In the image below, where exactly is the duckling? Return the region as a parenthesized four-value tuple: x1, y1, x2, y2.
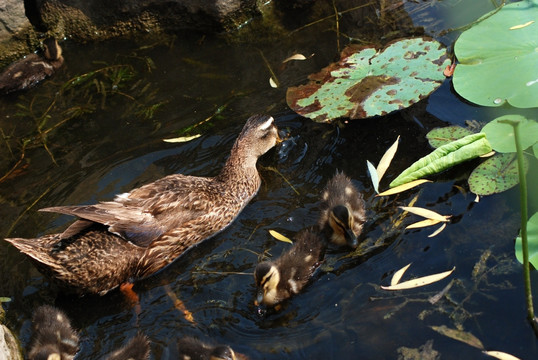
(0, 37, 64, 95)
(254, 228, 325, 307)
(5, 115, 280, 295)
(105, 334, 150, 360)
(28, 305, 79, 360)
(318, 172, 366, 248)
(174, 337, 237, 360)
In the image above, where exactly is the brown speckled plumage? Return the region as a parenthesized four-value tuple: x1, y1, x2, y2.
(5, 115, 279, 295)
(318, 172, 366, 248)
(0, 37, 64, 94)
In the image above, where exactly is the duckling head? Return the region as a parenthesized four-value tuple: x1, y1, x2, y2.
(43, 38, 62, 61)
(210, 345, 236, 360)
(328, 204, 360, 248)
(254, 261, 280, 306)
(234, 115, 279, 160)
(28, 345, 62, 360)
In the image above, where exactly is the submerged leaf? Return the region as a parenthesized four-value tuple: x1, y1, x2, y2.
(367, 160, 380, 194)
(515, 212, 538, 269)
(482, 115, 538, 153)
(400, 206, 449, 222)
(269, 230, 293, 244)
(390, 133, 492, 188)
(377, 136, 400, 182)
(283, 54, 307, 63)
(163, 134, 202, 143)
(391, 263, 412, 286)
(430, 325, 484, 350)
(381, 267, 455, 290)
(426, 126, 474, 148)
(468, 153, 528, 195)
(287, 37, 449, 122)
(377, 179, 431, 196)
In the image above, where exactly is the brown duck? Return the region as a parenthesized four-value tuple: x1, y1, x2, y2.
(5, 115, 279, 295)
(0, 37, 64, 94)
(318, 172, 366, 248)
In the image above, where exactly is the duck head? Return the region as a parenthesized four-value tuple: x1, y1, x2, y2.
(233, 115, 280, 160)
(254, 261, 280, 306)
(43, 37, 62, 61)
(328, 204, 361, 248)
(210, 345, 237, 360)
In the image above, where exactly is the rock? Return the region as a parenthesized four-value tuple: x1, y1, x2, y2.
(0, 324, 23, 360)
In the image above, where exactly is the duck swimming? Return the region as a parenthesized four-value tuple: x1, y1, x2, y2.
(0, 37, 64, 94)
(5, 115, 280, 295)
(254, 228, 325, 307)
(318, 172, 366, 248)
(105, 334, 150, 360)
(173, 337, 238, 360)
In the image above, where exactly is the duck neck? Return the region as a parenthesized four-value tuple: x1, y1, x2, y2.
(216, 143, 259, 183)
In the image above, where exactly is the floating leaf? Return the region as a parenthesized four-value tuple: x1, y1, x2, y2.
(163, 134, 202, 143)
(483, 351, 522, 360)
(426, 126, 474, 148)
(468, 153, 528, 195)
(377, 136, 400, 181)
(482, 115, 538, 153)
(400, 206, 450, 222)
(479, 151, 496, 158)
(269, 230, 293, 244)
(391, 263, 412, 286)
(510, 20, 535, 30)
(406, 219, 441, 229)
(377, 179, 431, 196)
(367, 160, 379, 194)
(430, 325, 484, 349)
(381, 267, 455, 290)
(286, 37, 450, 122)
(269, 77, 278, 88)
(428, 223, 447, 238)
(453, 1, 538, 108)
(283, 54, 307, 63)
(515, 212, 538, 269)
(390, 133, 492, 188)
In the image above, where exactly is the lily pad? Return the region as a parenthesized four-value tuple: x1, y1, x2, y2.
(468, 153, 528, 195)
(482, 115, 538, 153)
(453, 1, 538, 108)
(426, 126, 474, 148)
(515, 212, 538, 269)
(287, 37, 450, 122)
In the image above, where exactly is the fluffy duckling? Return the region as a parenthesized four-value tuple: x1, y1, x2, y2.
(254, 229, 325, 307)
(5, 115, 279, 295)
(28, 305, 79, 360)
(0, 37, 64, 94)
(318, 172, 366, 248)
(174, 337, 237, 360)
(105, 334, 150, 360)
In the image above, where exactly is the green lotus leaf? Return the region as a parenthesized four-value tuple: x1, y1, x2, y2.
(468, 152, 528, 195)
(515, 212, 538, 268)
(287, 37, 450, 122)
(482, 115, 538, 153)
(390, 133, 492, 188)
(453, 1, 538, 108)
(426, 126, 474, 148)
(534, 143, 538, 159)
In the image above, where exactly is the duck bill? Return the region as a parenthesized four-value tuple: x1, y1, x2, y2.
(255, 290, 265, 306)
(345, 229, 359, 248)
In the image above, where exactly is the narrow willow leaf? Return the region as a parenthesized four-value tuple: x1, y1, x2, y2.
(428, 223, 447, 237)
(474, 194, 480, 202)
(406, 219, 441, 229)
(377, 135, 400, 181)
(391, 263, 412, 286)
(479, 151, 496, 158)
(431, 325, 484, 349)
(390, 133, 492, 188)
(367, 160, 379, 194)
(381, 267, 455, 290)
(163, 134, 202, 143)
(269, 230, 293, 244)
(509, 20, 534, 30)
(283, 54, 307, 63)
(269, 77, 278, 88)
(483, 351, 522, 360)
(377, 179, 431, 196)
(400, 206, 449, 222)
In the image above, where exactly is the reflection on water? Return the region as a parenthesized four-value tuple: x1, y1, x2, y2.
(1, 1, 536, 359)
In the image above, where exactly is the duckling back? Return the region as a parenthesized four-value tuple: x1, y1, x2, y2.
(105, 334, 150, 360)
(172, 337, 236, 360)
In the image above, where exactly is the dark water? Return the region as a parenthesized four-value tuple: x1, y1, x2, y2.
(1, 1, 537, 359)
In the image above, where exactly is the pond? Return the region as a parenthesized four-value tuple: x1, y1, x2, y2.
(1, 0, 537, 359)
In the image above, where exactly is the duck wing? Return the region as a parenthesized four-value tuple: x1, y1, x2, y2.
(41, 174, 215, 247)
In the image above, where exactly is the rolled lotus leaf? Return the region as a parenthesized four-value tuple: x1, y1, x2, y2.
(389, 133, 492, 188)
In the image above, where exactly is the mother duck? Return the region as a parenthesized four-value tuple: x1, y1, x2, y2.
(5, 115, 279, 295)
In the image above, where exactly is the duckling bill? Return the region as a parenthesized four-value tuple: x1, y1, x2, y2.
(5, 115, 279, 295)
(0, 37, 64, 94)
(318, 172, 366, 248)
(254, 229, 325, 307)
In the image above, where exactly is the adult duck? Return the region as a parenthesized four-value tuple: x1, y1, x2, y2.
(5, 115, 280, 295)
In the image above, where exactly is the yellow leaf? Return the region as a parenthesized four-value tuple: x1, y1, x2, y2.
(376, 135, 400, 182)
(378, 179, 431, 196)
(474, 194, 480, 203)
(479, 150, 496, 158)
(283, 54, 307, 63)
(483, 351, 522, 360)
(406, 219, 441, 229)
(269, 77, 278, 88)
(269, 230, 293, 243)
(163, 134, 201, 143)
(391, 263, 411, 286)
(400, 206, 450, 222)
(381, 267, 455, 290)
(431, 325, 484, 349)
(428, 223, 447, 238)
(509, 20, 534, 30)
